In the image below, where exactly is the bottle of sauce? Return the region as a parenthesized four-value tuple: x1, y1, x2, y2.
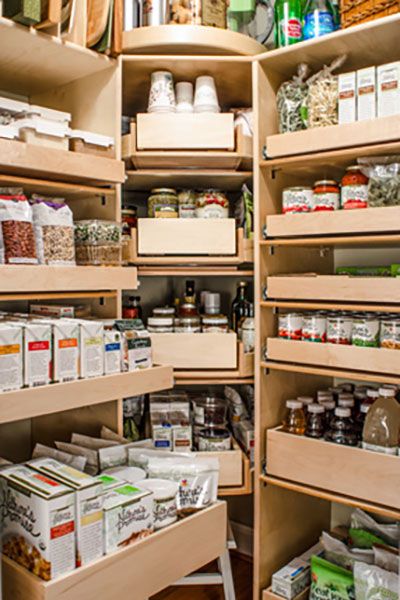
(232, 281, 252, 332)
(123, 295, 141, 319)
(362, 387, 400, 454)
(325, 407, 358, 446)
(282, 400, 306, 435)
(305, 404, 325, 438)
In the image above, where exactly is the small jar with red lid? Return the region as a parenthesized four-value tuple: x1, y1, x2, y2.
(340, 166, 369, 210)
(312, 180, 340, 211)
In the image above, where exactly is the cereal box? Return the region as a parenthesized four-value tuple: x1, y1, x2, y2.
(76, 320, 104, 378)
(0, 324, 23, 391)
(0, 465, 75, 581)
(103, 484, 153, 554)
(28, 458, 104, 567)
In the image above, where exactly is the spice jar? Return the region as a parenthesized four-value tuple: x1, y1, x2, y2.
(305, 404, 325, 438)
(302, 313, 326, 343)
(198, 427, 231, 451)
(312, 180, 340, 211)
(178, 190, 196, 218)
(282, 400, 306, 435)
(320, 399, 335, 428)
(351, 314, 379, 347)
(324, 407, 358, 446)
(340, 166, 369, 210)
(148, 188, 178, 218)
(193, 396, 227, 426)
(174, 316, 201, 332)
(326, 314, 352, 344)
(201, 315, 229, 333)
(282, 186, 313, 213)
(147, 317, 174, 333)
(195, 190, 229, 218)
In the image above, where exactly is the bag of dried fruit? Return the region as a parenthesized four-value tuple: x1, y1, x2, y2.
(276, 63, 310, 134)
(31, 195, 75, 265)
(0, 188, 38, 264)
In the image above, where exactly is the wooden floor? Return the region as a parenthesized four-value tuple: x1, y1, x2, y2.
(152, 552, 253, 600)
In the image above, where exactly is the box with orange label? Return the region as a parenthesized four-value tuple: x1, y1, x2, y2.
(0, 464, 76, 581)
(52, 320, 80, 382)
(0, 324, 23, 391)
(11, 322, 52, 387)
(28, 458, 104, 567)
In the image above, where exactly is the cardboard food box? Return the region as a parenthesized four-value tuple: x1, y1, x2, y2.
(51, 319, 80, 382)
(103, 484, 153, 554)
(104, 329, 122, 375)
(28, 458, 104, 567)
(377, 61, 400, 118)
(338, 72, 356, 124)
(0, 465, 76, 581)
(15, 322, 52, 388)
(76, 320, 104, 378)
(114, 320, 152, 371)
(0, 324, 23, 392)
(357, 66, 376, 121)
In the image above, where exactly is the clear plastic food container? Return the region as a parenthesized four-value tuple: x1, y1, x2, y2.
(74, 220, 122, 266)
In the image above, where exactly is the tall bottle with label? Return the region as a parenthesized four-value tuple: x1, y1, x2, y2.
(362, 387, 400, 454)
(274, 0, 303, 47)
(232, 281, 252, 332)
(303, 0, 335, 40)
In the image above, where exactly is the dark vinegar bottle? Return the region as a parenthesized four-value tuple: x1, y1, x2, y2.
(231, 281, 251, 332)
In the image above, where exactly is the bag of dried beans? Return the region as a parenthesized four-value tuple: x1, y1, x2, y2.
(31, 196, 75, 265)
(0, 189, 37, 264)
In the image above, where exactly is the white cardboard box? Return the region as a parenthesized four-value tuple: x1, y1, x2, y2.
(338, 72, 356, 124)
(377, 61, 400, 118)
(357, 66, 376, 121)
(0, 324, 23, 391)
(76, 320, 104, 378)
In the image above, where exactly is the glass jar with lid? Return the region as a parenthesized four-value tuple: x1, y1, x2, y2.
(147, 317, 174, 333)
(198, 427, 231, 451)
(305, 403, 325, 438)
(312, 180, 340, 211)
(340, 166, 369, 210)
(147, 188, 178, 218)
(192, 396, 227, 426)
(153, 306, 176, 318)
(174, 316, 201, 332)
(195, 190, 229, 218)
(121, 207, 137, 236)
(282, 400, 306, 435)
(178, 190, 196, 218)
(201, 315, 229, 333)
(282, 186, 313, 213)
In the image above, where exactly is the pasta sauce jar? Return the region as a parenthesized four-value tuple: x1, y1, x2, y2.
(312, 180, 340, 211)
(340, 166, 369, 210)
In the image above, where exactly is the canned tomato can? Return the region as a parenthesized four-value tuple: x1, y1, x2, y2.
(302, 313, 327, 343)
(285, 313, 303, 340)
(327, 315, 352, 344)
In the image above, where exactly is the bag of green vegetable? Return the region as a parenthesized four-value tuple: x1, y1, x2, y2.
(276, 63, 310, 133)
(310, 555, 355, 600)
(350, 509, 399, 547)
(358, 156, 400, 207)
(349, 528, 388, 550)
(321, 532, 374, 571)
(354, 561, 398, 600)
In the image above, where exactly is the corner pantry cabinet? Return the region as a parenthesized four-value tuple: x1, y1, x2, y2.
(253, 14, 400, 600)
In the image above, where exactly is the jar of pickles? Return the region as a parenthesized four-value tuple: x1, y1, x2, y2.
(340, 166, 369, 210)
(148, 188, 178, 218)
(312, 180, 340, 211)
(195, 190, 229, 218)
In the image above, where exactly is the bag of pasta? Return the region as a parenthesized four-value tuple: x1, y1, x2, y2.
(305, 55, 347, 129)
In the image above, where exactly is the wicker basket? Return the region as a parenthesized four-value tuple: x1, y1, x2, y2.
(340, 0, 399, 28)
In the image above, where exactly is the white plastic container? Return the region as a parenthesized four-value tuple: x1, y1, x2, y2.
(16, 116, 69, 150)
(136, 478, 179, 530)
(69, 129, 115, 157)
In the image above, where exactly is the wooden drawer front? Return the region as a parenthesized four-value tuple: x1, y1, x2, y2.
(267, 338, 400, 376)
(150, 332, 237, 370)
(263, 586, 310, 600)
(136, 113, 235, 150)
(3, 501, 227, 600)
(266, 206, 400, 238)
(195, 442, 243, 487)
(266, 428, 400, 509)
(267, 275, 400, 303)
(138, 218, 236, 256)
(266, 115, 400, 158)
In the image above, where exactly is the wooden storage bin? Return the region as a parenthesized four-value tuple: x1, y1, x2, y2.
(136, 113, 235, 150)
(266, 206, 400, 238)
(3, 501, 227, 600)
(266, 427, 400, 510)
(266, 338, 400, 376)
(195, 439, 244, 487)
(266, 115, 400, 158)
(267, 274, 400, 303)
(263, 586, 310, 600)
(150, 332, 237, 370)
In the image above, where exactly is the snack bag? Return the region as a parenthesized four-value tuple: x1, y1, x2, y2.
(310, 555, 355, 600)
(354, 561, 398, 600)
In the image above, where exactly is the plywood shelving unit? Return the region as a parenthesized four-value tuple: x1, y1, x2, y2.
(253, 14, 400, 599)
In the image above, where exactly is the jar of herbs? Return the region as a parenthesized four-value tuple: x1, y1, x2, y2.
(148, 188, 178, 218)
(340, 166, 369, 210)
(312, 180, 340, 211)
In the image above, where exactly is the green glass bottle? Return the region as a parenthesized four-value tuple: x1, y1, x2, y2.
(274, 0, 303, 47)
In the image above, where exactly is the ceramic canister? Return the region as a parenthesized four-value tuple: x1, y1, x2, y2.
(148, 71, 176, 113)
(194, 76, 220, 113)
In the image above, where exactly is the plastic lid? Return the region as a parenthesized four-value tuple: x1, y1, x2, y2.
(379, 387, 396, 397)
(366, 389, 379, 399)
(360, 404, 371, 414)
(320, 400, 335, 409)
(69, 128, 114, 147)
(338, 398, 355, 407)
(205, 293, 220, 308)
(335, 407, 351, 417)
(286, 400, 303, 410)
(308, 404, 325, 414)
(153, 307, 175, 315)
(297, 396, 313, 405)
(148, 317, 174, 326)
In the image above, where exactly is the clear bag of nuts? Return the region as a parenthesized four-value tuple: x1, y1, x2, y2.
(305, 55, 347, 129)
(0, 189, 38, 264)
(31, 196, 75, 265)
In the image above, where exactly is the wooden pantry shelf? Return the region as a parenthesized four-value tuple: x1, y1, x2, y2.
(138, 267, 254, 277)
(3, 500, 227, 600)
(125, 169, 252, 191)
(0, 266, 137, 294)
(175, 344, 254, 380)
(218, 453, 253, 496)
(266, 275, 400, 304)
(0, 139, 124, 185)
(176, 377, 254, 384)
(0, 17, 114, 97)
(258, 14, 400, 75)
(260, 233, 400, 248)
(0, 366, 173, 425)
(0, 174, 115, 201)
(265, 206, 400, 239)
(0, 291, 117, 302)
(122, 25, 265, 56)
(262, 300, 400, 314)
(261, 360, 400, 386)
(266, 427, 400, 511)
(261, 476, 400, 522)
(266, 338, 400, 377)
